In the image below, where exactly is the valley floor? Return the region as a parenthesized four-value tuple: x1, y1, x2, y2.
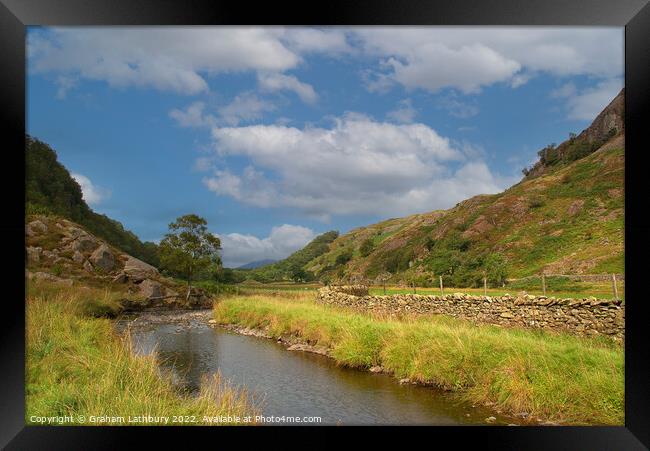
(25, 280, 624, 426)
(213, 291, 624, 425)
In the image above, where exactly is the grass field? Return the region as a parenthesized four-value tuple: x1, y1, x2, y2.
(26, 282, 257, 425)
(213, 291, 624, 425)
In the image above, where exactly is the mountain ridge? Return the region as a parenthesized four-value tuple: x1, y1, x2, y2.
(252, 90, 625, 286)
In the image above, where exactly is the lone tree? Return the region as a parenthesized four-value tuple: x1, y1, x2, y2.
(159, 214, 221, 298)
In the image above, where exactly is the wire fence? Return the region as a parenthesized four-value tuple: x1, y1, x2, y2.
(354, 273, 625, 299)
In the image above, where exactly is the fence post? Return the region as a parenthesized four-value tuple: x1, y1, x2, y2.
(541, 273, 546, 296)
(439, 275, 444, 296)
(483, 276, 487, 296)
(612, 273, 619, 299)
(413, 281, 417, 294)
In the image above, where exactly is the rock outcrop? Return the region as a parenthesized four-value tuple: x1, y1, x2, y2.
(26, 220, 48, 237)
(123, 256, 158, 281)
(89, 244, 115, 271)
(138, 279, 165, 299)
(25, 215, 212, 311)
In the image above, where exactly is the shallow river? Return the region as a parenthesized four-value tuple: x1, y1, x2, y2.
(115, 310, 518, 426)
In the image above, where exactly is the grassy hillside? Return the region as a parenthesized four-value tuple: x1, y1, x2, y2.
(26, 135, 160, 266)
(271, 92, 625, 287)
(306, 136, 623, 286)
(236, 231, 339, 282)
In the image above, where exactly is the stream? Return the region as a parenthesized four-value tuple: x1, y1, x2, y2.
(115, 310, 520, 426)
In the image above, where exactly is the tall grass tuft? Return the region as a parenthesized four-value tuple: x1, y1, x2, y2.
(26, 282, 258, 425)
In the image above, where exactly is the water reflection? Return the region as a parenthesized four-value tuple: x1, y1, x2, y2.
(117, 312, 515, 425)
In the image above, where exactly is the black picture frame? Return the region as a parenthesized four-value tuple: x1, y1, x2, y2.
(2, 0, 649, 448)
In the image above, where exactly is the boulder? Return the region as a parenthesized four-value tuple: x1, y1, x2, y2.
(123, 256, 159, 281)
(70, 236, 99, 253)
(26, 220, 48, 237)
(89, 245, 115, 272)
(139, 279, 164, 299)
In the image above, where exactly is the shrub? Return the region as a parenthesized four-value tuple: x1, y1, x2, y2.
(359, 238, 375, 257)
(335, 249, 353, 266)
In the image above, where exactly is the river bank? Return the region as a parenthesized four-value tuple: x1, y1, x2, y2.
(120, 309, 520, 425)
(26, 282, 257, 425)
(212, 292, 624, 425)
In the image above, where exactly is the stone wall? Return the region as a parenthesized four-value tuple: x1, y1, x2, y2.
(317, 286, 624, 341)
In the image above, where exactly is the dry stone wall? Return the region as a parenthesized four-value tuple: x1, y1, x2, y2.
(317, 286, 624, 341)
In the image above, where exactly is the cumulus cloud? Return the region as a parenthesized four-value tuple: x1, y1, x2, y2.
(257, 72, 318, 104)
(71, 173, 111, 205)
(27, 28, 303, 95)
(276, 28, 352, 55)
(551, 78, 623, 121)
(169, 101, 216, 128)
(170, 93, 276, 128)
(217, 92, 277, 126)
(202, 114, 510, 219)
(218, 224, 315, 268)
(354, 27, 623, 94)
(386, 99, 417, 123)
(29, 27, 623, 100)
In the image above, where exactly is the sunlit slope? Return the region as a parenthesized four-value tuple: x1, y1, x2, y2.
(304, 91, 625, 284)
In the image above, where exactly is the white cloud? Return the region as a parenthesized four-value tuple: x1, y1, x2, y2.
(55, 75, 77, 99)
(170, 93, 276, 128)
(169, 101, 216, 128)
(28, 28, 302, 95)
(71, 173, 111, 206)
(202, 114, 510, 218)
(354, 27, 623, 94)
(257, 72, 318, 104)
(218, 224, 315, 267)
(29, 27, 623, 106)
(550, 82, 577, 99)
(277, 28, 352, 55)
(551, 78, 623, 121)
(217, 92, 277, 126)
(386, 99, 417, 123)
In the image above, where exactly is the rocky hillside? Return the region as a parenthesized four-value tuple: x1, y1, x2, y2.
(523, 89, 624, 178)
(288, 91, 625, 286)
(26, 215, 211, 310)
(26, 135, 160, 266)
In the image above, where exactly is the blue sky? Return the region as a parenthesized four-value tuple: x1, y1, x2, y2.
(26, 27, 623, 267)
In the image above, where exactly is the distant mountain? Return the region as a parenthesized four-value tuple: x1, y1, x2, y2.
(25, 135, 160, 267)
(260, 90, 625, 286)
(237, 259, 278, 269)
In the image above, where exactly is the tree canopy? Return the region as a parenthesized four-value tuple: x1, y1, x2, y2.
(159, 214, 222, 286)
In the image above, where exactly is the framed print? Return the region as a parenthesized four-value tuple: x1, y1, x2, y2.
(2, 0, 649, 448)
